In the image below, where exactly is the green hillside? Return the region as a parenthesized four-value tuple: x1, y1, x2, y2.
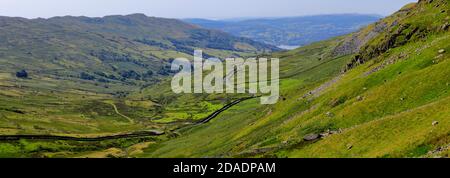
(141, 0, 450, 158)
(0, 14, 279, 157)
(0, 0, 449, 158)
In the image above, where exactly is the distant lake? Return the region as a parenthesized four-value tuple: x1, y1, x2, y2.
(277, 45, 300, 50)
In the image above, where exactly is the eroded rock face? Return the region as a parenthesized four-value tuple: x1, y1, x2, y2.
(340, 0, 448, 72)
(331, 22, 386, 57)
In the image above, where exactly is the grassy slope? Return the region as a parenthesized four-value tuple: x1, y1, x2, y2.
(1, 0, 448, 158)
(142, 0, 450, 158)
(0, 36, 346, 158)
(282, 33, 450, 158)
(141, 38, 352, 157)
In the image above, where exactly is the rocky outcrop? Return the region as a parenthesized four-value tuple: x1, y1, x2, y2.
(342, 0, 449, 71)
(332, 22, 386, 57)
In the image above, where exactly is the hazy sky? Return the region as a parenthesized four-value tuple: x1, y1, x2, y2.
(0, 0, 417, 19)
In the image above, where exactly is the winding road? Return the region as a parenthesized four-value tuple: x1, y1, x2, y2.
(0, 97, 256, 141)
(195, 96, 256, 124)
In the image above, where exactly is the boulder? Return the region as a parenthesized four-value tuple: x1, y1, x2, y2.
(319, 133, 330, 138)
(147, 130, 165, 135)
(438, 49, 445, 54)
(330, 130, 340, 135)
(16, 70, 28, 78)
(356, 95, 363, 101)
(432, 121, 439, 126)
(325, 112, 334, 117)
(434, 54, 444, 59)
(303, 134, 320, 141)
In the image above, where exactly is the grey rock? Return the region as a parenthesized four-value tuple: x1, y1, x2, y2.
(357, 95, 363, 101)
(325, 112, 334, 117)
(332, 22, 386, 57)
(432, 121, 439, 126)
(319, 133, 330, 137)
(303, 134, 321, 141)
(434, 54, 444, 59)
(330, 130, 340, 135)
(442, 23, 449, 30)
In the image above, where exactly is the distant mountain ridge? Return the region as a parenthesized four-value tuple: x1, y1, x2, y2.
(0, 14, 279, 91)
(184, 14, 381, 47)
